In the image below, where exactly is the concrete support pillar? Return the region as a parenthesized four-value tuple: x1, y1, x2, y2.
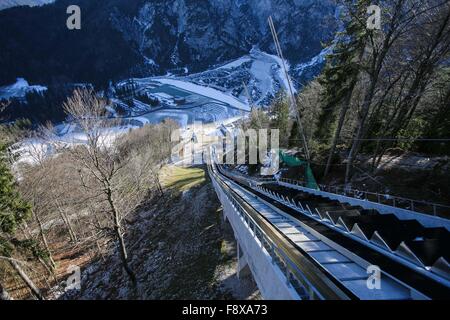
(237, 242, 251, 279)
(210, 177, 301, 299)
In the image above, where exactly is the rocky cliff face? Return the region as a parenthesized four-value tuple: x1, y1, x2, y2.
(0, 0, 337, 86)
(110, 0, 337, 72)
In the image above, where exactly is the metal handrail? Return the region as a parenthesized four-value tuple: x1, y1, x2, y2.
(209, 162, 353, 300)
(276, 178, 450, 218)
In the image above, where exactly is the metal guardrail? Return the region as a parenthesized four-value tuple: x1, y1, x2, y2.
(277, 178, 450, 219)
(209, 162, 353, 300)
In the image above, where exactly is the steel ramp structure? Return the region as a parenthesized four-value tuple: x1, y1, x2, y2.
(208, 151, 450, 300)
(261, 182, 450, 280)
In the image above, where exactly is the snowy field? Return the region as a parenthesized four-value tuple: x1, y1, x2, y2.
(12, 77, 249, 166)
(153, 78, 250, 111)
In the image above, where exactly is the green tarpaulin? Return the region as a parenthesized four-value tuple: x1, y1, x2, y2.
(279, 151, 319, 190)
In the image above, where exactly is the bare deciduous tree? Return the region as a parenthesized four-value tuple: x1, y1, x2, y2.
(61, 89, 178, 286)
(61, 89, 138, 283)
(343, 0, 450, 183)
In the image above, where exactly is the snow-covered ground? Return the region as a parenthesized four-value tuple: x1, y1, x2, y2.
(184, 48, 298, 106)
(153, 78, 250, 111)
(253, 49, 296, 95)
(249, 49, 297, 99)
(12, 126, 128, 167)
(0, 78, 47, 99)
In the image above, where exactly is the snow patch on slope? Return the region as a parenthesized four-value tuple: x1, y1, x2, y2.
(0, 0, 54, 11)
(294, 46, 332, 77)
(0, 78, 47, 99)
(255, 49, 296, 95)
(184, 49, 297, 106)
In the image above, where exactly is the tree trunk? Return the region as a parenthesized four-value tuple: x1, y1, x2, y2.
(0, 282, 12, 300)
(371, 139, 381, 171)
(55, 200, 78, 243)
(9, 260, 44, 300)
(323, 77, 357, 179)
(38, 257, 58, 284)
(323, 103, 349, 179)
(151, 167, 164, 197)
(155, 176, 164, 197)
(35, 211, 56, 269)
(345, 78, 378, 184)
(107, 187, 136, 284)
(114, 224, 136, 284)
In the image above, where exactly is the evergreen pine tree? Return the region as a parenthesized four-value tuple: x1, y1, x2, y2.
(317, 0, 370, 141)
(317, 0, 371, 178)
(271, 91, 290, 148)
(0, 136, 44, 300)
(0, 143, 31, 243)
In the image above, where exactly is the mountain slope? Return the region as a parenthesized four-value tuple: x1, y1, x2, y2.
(0, 0, 337, 87)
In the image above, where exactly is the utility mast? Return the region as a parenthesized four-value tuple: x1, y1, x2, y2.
(268, 16, 310, 161)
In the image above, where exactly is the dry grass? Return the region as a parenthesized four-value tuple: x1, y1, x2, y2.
(160, 165, 206, 191)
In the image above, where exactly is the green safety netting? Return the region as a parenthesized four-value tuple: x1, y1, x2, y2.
(278, 151, 319, 190)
